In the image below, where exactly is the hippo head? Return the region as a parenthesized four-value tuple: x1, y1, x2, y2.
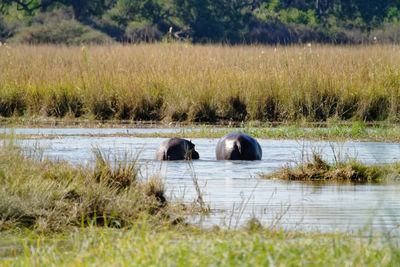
(187, 141, 200, 160)
(191, 149, 200, 160)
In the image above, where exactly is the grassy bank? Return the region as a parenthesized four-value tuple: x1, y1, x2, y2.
(3, 121, 400, 142)
(1, 44, 400, 123)
(1, 226, 399, 266)
(0, 143, 192, 232)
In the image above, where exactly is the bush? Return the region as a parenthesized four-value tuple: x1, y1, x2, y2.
(0, 16, 10, 42)
(125, 21, 162, 43)
(10, 10, 113, 45)
(246, 19, 368, 44)
(370, 23, 400, 44)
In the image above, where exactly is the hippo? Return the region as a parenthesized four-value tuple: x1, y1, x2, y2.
(216, 133, 262, 160)
(156, 138, 200, 160)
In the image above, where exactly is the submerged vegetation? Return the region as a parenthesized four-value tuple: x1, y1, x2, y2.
(262, 153, 399, 183)
(1, 44, 400, 124)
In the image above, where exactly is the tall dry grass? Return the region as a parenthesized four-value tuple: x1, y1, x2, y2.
(1, 43, 399, 122)
(0, 142, 173, 232)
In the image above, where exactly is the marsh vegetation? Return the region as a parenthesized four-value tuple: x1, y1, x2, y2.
(261, 152, 395, 183)
(0, 143, 190, 232)
(2, 42, 400, 265)
(1, 137, 400, 265)
(1, 44, 400, 124)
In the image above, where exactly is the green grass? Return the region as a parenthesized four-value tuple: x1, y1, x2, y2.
(1, 226, 399, 266)
(1, 44, 400, 123)
(0, 142, 190, 233)
(3, 121, 400, 142)
(261, 152, 398, 183)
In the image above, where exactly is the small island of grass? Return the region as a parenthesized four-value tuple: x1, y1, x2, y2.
(261, 153, 400, 183)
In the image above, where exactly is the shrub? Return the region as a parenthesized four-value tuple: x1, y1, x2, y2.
(0, 15, 11, 42)
(10, 10, 113, 45)
(370, 23, 400, 44)
(125, 21, 162, 43)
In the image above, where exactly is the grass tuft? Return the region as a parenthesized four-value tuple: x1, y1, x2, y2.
(45, 90, 84, 118)
(0, 90, 26, 117)
(220, 96, 247, 121)
(190, 100, 218, 123)
(91, 95, 118, 120)
(134, 95, 164, 121)
(92, 148, 139, 190)
(0, 144, 179, 232)
(263, 153, 387, 183)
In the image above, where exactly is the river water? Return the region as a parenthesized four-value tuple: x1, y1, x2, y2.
(3, 127, 400, 234)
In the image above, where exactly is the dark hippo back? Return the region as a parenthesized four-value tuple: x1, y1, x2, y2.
(216, 133, 262, 160)
(156, 138, 200, 160)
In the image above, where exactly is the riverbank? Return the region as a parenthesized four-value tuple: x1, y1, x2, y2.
(3, 120, 400, 142)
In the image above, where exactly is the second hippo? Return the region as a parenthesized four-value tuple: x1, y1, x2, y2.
(216, 133, 262, 160)
(156, 138, 200, 160)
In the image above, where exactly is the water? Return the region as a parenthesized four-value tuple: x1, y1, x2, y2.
(4, 127, 400, 234)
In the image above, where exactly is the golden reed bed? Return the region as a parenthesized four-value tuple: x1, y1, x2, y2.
(1, 44, 399, 122)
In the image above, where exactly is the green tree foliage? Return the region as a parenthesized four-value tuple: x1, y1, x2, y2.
(0, 0, 114, 20)
(1, 0, 400, 44)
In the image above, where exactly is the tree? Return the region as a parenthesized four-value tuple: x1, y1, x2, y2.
(0, 0, 114, 20)
(174, 0, 254, 43)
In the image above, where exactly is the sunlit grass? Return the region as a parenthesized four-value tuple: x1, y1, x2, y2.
(0, 142, 187, 232)
(1, 44, 400, 122)
(262, 153, 387, 183)
(1, 226, 399, 266)
(261, 150, 400, 183)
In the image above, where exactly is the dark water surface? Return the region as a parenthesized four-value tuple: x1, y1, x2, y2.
(5, 127, 400, 234)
